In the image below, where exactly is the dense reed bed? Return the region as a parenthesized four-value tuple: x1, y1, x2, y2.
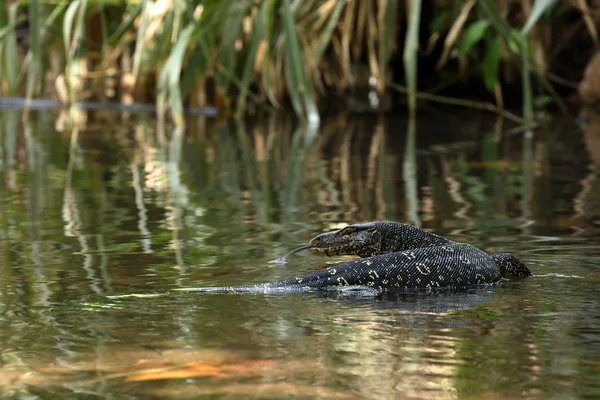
(0, 0, 596, 127)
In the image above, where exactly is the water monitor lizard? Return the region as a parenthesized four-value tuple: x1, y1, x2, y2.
(194, 221, 531, 294)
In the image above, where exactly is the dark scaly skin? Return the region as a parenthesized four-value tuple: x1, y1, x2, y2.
(310, 221, 531, 278)
(309, 221, 452, 257)
(196, 221, 529, 294)
(198, 243, 500, 293)
(490, 253, 532, 278)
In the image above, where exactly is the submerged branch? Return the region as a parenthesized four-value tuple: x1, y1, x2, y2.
(387, 82, 527, 125)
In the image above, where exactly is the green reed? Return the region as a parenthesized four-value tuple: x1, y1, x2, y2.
(0, 0, 581, 127)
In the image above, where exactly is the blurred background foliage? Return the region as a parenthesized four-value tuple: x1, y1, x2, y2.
(0, 0, 597, 125)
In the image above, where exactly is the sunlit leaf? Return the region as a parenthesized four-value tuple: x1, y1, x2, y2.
(457, 20, 490, 55)
(482, 37, 501, 92)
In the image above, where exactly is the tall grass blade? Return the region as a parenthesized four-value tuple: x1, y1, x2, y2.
(180, 41, 208, 100)
(74, 0, 87, 55)
(0, 16, 22, 42)
(165, 24, 195, 126)
(477, 0, 514, 46)
(151, 8, 175, 65)
(522, 0, 557, 35)
(25, 0, 42, 111)
(63, 1, 80, 60)
(0, 4, 19, 95)
(216, 0, 244, 90)
(438, 0, 476, 67)
(478, 0, 536, 129)
(282, 3, 306, 118)
(519, 1, 557, 130)
(312, 0, 345, 62)
(457, 20, 490, 55)
(236, 3, 266, 116)
(171, 0, 182, 42)
(261, 0, 281, 107)
(0, 0, 7, 31)
(519, 0, 558, 131)
(63, 0, 87, 110)
(482, 38, 501, 91)
(45, 3, 68, 34)
(281, 0, 319, 125)
(132, 0, 149, 83)
(378, 0, 397, 94)
(521, 39, 533, 132)
(107, 3, 142, 46)
(404, 0, 422, 116)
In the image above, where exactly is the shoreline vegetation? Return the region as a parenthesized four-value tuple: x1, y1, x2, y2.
(0, 0, 598, 128)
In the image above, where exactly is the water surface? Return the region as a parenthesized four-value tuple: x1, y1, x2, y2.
(0, 110, 599, 399)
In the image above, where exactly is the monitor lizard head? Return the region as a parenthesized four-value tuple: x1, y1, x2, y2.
(309, 221, 392, 258)
(309, 221, 454, 258)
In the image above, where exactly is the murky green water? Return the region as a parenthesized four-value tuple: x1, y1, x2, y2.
(1, 109, 599, 399)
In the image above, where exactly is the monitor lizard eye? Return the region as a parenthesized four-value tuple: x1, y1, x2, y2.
(338, 226, 357, 236)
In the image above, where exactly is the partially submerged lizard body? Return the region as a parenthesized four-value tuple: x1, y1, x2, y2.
(309, 221, 531, 279)
(196, 221, 531, 294)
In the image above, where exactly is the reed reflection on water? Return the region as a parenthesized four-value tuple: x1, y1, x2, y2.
(0, 109, 599, 398)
